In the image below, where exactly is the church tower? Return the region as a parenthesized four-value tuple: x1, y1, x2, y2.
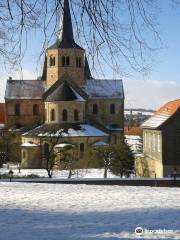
(46, 0, 86, 88)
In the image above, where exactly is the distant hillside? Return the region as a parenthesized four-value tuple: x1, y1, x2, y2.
(125, 108, 155, 113)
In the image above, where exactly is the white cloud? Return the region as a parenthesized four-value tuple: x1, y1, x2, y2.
(124, 79, 180, 110)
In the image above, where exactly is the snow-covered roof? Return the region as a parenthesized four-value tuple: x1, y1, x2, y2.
(5, 80, 45, 100)
(141, 99, 180, 129)
(55, 143, 75, 148)
(23, 124, 109, 138)
(83, 79, 124, 99)
(92, 141, 108, 147)
(21, 142, 39, 147)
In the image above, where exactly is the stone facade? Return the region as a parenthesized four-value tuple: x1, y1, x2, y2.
(21, 134, 108, 169)
(5, 0, 124, 169)
(45, 101, 85, 124)
(5, 99, 44, 127)
(47, 48, 85, 87)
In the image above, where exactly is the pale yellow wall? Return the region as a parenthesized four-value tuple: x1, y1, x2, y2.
(45, 101, 85, 124)
(21, 146, 41, 169)
(21, 135, 109, 168)
(135, 156, 163, 178)
(86, 99, 124, 127)
(47, 48, 85, 87)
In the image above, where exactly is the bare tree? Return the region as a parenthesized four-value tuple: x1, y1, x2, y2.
(41, 128, 67, 178)
(88, 145, 115, 178)
(57, 145, 79, 178)
(0, 0, 169, 75)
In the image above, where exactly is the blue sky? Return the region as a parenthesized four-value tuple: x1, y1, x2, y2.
(0, 1, 180, 110)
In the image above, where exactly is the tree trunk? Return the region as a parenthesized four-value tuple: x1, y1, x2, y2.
(68, 169, 72, 179)
(47, 170, 52, 178)
(104, 167, 108, 178)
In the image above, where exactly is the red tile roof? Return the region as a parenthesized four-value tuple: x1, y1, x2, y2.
(141, 99, 180, 129)
(124, 127, 142, 136)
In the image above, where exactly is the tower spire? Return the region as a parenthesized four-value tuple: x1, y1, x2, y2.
(59, 0, 74, 43)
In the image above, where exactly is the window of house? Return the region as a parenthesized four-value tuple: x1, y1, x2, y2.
(33, 104, 39, 116)
(62, 109, 68, 121)
(62, 56, 70, 66)
(93, 104, 98, 114)
(50, 56, 55, 66)
(144, 132, 148, 149)
(74, 110, 79, 121)
(15, 103, 20, 116)
(148, 132, 151, 150)
(50, 109, 55, 121)
(22, 150, 26, 159)
(157, 134, 161, 152)
(110, 104, 115, 114)
(76, 57, 81, 67)
(153, 133, 156, 152)
(80, 143, 84, 153)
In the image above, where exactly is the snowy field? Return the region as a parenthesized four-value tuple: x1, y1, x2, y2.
(0, 183, 180, 240)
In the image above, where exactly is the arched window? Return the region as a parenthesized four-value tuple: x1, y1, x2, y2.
(33, 104, 39, 116)
(50, 56, 55, 66)
(22, 150, 26, 159)
(62, 56, 66, 66)
(80, 143, 84, 153)
(50, 109, 55, 121)
(74, 110, 79, 121)
(45, 109, 47, 122)
(76, 57, 81, 67)
(15, 103, 20, 116)
(62, 56, 70, 66)
(43, 143, 50, 156)
(66, 56, 70, 66)
(110, 104, 115, 114)
(62, 109, 68, 121)
(93, 104, 98, 114)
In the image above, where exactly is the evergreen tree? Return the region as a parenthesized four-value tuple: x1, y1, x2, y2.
(109, 143, 134, 178)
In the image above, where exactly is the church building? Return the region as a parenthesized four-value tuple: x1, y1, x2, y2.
(5, 0, 124, 168)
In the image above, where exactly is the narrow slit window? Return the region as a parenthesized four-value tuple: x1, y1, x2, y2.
(74, 110, 79, 121)
(50, 109, 55, 121)
(15, 104, 20, 116)
(110, 104, 115, 114)
(62, 109, 68, 121)
(33, 104, 39, 116)
(93, 104, 98, 114)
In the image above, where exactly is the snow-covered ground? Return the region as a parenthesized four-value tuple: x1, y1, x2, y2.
(0, 183, 180, 239)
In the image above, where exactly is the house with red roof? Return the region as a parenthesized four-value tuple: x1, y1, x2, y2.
(136, 99, 180, 178)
